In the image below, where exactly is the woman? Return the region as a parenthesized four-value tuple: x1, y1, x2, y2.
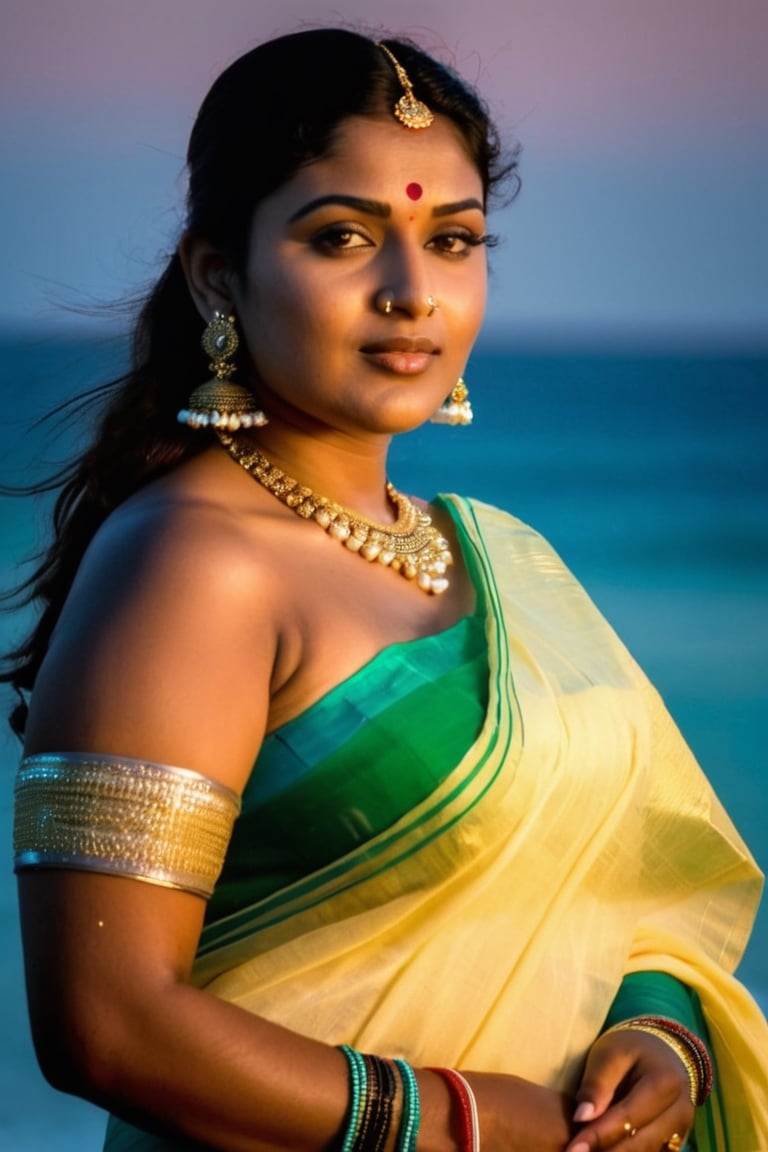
(7, 27, 768, 1152)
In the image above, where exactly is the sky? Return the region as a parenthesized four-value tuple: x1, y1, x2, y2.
(2, 0, 767, 343)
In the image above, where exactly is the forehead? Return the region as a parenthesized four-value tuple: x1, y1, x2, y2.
(272, 114, 484, 210)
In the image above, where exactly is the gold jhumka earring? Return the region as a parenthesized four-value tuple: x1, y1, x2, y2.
(177, 311, 268, 431)
(430, 378, 473, 426)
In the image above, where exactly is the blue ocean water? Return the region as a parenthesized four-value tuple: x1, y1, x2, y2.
(0, 333, 766, 1149)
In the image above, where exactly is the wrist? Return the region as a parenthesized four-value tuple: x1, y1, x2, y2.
(414, 1068, 454, 1152)
(602, 1015, 713, 1106)
(424, 1068, 479, 1152)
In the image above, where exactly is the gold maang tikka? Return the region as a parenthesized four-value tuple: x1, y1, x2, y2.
(377, 43, 434, 130)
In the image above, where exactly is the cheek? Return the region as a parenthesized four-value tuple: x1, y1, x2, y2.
(474, 272, 488, 317)
(263, 282, 352, 376)
(245, 269, 322, 334)
(456, 265, 487, 326)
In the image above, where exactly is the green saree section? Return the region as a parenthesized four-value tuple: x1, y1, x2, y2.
(206, 616, 488, 921)
(206, 501, 489, 925)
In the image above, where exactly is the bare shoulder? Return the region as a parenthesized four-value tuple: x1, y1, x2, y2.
(59, 450, 285, 645)
(83, 465, 277, 608)
(24, 451, 291, 791)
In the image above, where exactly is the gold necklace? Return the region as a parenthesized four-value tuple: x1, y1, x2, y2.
(216, 431, 452, 594)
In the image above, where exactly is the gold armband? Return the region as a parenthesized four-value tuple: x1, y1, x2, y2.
(13, 753, 241, 899)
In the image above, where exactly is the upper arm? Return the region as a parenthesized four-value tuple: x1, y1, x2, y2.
(18, 499, 282, 1060)
(23, 499, 279, 792)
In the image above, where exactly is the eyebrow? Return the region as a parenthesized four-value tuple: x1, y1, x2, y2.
(289, 195, 391, 222)
(432, 198, 485, 217)
(288, 194, 485, 223)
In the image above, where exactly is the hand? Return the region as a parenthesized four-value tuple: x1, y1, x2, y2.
(565, 1030, 695, 1151)
(463, 1071, 574, 1152)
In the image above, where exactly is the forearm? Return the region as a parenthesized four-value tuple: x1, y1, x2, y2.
(45, 969, 580, 1152)
(83, 983, 349, 1152)
(42, 968, 459, 1152)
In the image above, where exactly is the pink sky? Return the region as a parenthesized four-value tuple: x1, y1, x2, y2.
(4, 0, 766, 144)
(3, 0, 767, 336)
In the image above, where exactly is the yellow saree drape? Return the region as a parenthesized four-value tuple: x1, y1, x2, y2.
(195, 498, 768, 1143)
(107, 497, 768, 1150)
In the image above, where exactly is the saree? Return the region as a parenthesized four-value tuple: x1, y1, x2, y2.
(105, 496, 768, 1151)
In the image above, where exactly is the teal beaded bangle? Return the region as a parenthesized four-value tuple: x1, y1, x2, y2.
(393, 1058, 421, 1152)
(339, 1045, 368, 1152)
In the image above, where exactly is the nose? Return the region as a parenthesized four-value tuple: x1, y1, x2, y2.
(374, 236, 434, 319)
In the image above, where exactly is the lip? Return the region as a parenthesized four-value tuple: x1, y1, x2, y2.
(360, 336, 440, 376)
(360, 337, 439, 355)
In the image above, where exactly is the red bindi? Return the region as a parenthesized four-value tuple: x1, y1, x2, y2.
(406, 182, 423, 201)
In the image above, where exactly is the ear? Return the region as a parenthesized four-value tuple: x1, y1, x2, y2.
(178, 232, 235, 321)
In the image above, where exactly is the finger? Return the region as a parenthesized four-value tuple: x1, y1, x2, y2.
(573, 1040, 636, 1123)
(567, 1106, 639, 1152)
(567, 1090, 694, 1152)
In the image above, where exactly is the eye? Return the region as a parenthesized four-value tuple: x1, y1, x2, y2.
(311, 225, 375, 254)
(427, 229, 492, 258)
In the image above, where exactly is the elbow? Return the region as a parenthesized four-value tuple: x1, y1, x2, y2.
(35, 1040, 95, 1099)
(29, 995, 136, 1103)
(33, 1032, 111, 1103)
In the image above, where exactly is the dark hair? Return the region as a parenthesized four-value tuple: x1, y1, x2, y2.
(2, 27, 517, 736)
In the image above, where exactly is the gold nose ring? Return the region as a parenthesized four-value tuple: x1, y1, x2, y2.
(376, 290, 395, 316)
(426, 295, 438, 316)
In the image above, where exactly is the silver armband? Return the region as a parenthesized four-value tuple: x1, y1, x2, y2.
(13, 753, 241, 898)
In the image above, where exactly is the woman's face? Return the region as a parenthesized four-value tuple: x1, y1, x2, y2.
(231, 112, 488, 439)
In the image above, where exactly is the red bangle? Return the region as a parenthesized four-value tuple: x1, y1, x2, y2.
(426, 1067, 480, 1152)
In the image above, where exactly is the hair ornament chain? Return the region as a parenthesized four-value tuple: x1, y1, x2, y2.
(377, 43, 434, 129)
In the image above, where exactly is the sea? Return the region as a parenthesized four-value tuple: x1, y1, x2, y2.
(0, 330, 766, 1149)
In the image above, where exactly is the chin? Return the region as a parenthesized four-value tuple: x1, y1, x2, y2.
(363, 391, 444, 436)
(366, 409, 437, 438)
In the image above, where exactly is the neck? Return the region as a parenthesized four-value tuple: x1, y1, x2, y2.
(241, 419, 399, 523)
(216, 429, 452, 595)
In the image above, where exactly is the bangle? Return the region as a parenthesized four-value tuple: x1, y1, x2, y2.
(604, 1016, 713, 1106)
(426, 1067, 480, 1152)
(630, 1016, 713, 1106)
(339, 1046, 368, 1152)
(359, 1055, 398, 1152)
(338, 1047, 400, 1152)
(393, 1058, 421, 1152)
